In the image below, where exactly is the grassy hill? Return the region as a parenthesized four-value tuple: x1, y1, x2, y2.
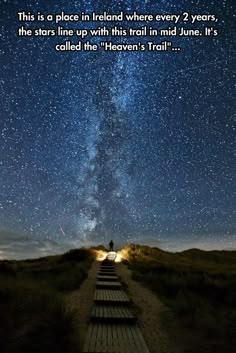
(0, 248, 95, 353)
(1, 243, 235, 353)
(123, 244, 236, 353)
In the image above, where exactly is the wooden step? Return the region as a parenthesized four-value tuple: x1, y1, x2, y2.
(96, 281, 121, 289)
(100, 265, 115, 269)
(91, 305, 136, 323)
(94, 289, 130, 304)
(99, 270, 115, 274)
(97, 273, 116, 277)
(98, 270, 116, 276)
(99, 269, 116, 274)
(83, 323, 150, 353)
(97, 275, 119, 281)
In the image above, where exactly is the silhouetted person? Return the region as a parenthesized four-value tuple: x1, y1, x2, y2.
(109, 240, 114, 251)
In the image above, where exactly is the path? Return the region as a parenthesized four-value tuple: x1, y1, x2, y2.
(83, 259, 150, 353)
(116, 263, 181, 353)
(66, 258, 181, 353)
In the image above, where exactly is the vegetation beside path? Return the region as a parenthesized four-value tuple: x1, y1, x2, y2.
(0, 248, 95, 353)
(124, 244, 236, 353)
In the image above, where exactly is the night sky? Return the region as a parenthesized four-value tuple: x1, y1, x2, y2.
(0, 0, 235, 259)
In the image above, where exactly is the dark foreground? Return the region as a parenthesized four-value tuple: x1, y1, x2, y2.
(125, 244, 236, 353)
(0, 248, 94, 353)
(0, 244, 235, 353)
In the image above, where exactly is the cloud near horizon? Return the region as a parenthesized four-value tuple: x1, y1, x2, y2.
(0, 230, 235, 260)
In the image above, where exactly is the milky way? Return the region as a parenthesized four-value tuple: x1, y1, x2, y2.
(0, 0, 235, 258)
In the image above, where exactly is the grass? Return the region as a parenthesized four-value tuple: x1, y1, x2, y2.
(0, 248, 95, 353)
(124, 244, 236, 353)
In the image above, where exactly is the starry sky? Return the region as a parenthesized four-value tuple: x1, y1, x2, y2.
(0, 0, 235, 259)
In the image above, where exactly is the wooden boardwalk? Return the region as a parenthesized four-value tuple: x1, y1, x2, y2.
(96, 281, 122, 289)
(94, 289, 130, 304)
(83, 324, 150, 353)
(91, 305, 136, 323)
(83, 257, 150, 353)
(97, 275, 119, 281)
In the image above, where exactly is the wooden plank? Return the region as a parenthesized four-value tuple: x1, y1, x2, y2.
(98, 270, 116, 275)
(99, 267, 116, 271)
(119, 326, 125, 353)
(99, 272, 116, 276)
(94, 323, 100, 352)
(100, 267, 115, 271)
(107, 324, 112, 352)
(97, 275, 119, 281)
(96, 281, 120, 285)
(112, 324, 119, 353)
(91, 305, 136, 323)
(98, 274, 116, 277)
(92, 324, 98, 353)
(93, 323, 100, 352)
(130, 325, 150, 353)
(96, 281, 121, 289)
(129, 326, 140, 353)
(99, 323, 104, 352)
(116, 325, 122, 353)
(102, 322, 106, 352)
(83, 324, 150, 353)
(126, 326, 136, 352)
(121, 325, 129, 353)
(94, 289, 130, 304)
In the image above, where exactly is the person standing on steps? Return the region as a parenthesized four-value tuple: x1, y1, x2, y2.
(109, 240, 114, 251)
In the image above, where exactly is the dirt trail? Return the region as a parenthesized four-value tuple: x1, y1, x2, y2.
(116, 262, 182, 353)
(66, 261, 99, 351)
(66, 260, 182, 353)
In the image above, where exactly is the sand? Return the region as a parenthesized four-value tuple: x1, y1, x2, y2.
(66, 261, 100, 351)
(116, 263, 181, 353)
